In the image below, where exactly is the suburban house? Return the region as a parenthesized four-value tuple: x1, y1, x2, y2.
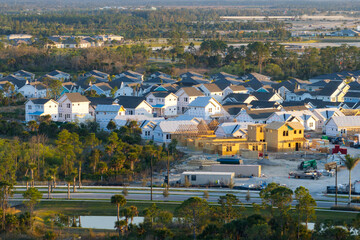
(311, 81, 349, 102)
(222, 93, 257, 105)
(87, 97, 117, 117)
(46, 70, 71, 81)
(116, 96, 153, 116)
(139, 120, 157, 140)
(95, 104, 126, 130)
(222, 85, 248, 97)
(178, 76, 210, 87)
(211, 72, 240, 81)
(57, 93, 92, 122)
(272, 80, 298, 99)
(13, 70, 35, 81)
(215, 122, 248, 138)
(196, 83, 224, 101)
(236, 109, 278, 124)
(286, 90, 313, 102)
(185, 96, 225, 120)
(153, 120, 199, 143)
(312, 108, 345, 131)
(150, 71, 171, 79)
(265, 122, 306, 152)
(251, 92, 283, 103)
(0, 75, 28, 91)
(325, 116, 360, 137)
(111, 75, 142, 85)
(18, 82, 47, 98)
(145, 76, 176, 85)
(175, 87, 204, 114)
(266, 110, 319, 131)
(84, 70, 109, 81)
(25, 98, 59, 122)
(85, 82, 113, 96)
(180, 71, 204, 79)
(241, 72, 274, 85)
(117, 70, 144, 81)
(146, 92, 178, 117)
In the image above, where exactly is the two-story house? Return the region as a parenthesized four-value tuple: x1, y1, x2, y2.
(175, 87, 204, 114)
(116, 96, 153, 116)
(185, 96, 224, 120)
(95, 104, 126, 130)
(146, 92, 178, 117)
(18, 82, 47, 98)
(46, 70, 71, 81)
(25, 98, 59, 122)
(222, 85, 248, 98)
(196, 84, 223, 101)
(264, 122, 306, 152)
(57, 93, 92, 122)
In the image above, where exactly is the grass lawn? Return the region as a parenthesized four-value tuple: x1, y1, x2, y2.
(32, 200, 360, 224)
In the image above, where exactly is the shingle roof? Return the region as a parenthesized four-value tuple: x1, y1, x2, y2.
(330, 116, 360, 127)
(94, 82, 112, 91)
(252, 92, 278, 101)
(223, 93, 253, 103)
(249, 100, 278, 109)
(149, 91, 173, 98)
(188, 96, 214, 107)
(145, 76, 176, 84)
(157, 120, 198, 133)
(201, 83, 222, 92)
(242, 73, 272, 84)
(228, 85, 247, 91)
(95, 104, 122, 112)
(222, 104, 247, 115)
(47, 70, 70, 77)
(63, 93, 89, 102)
(116, 96, 148, 109)
(29, 98, 53, 104)
(180, 87, 205, 97)
(1, 75, 27, 88)
(178, 76, 210, 86)
(88, 97, 116, 106)
(245, 109, 279, 119)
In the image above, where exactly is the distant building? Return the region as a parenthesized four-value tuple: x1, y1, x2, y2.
(25, 99, 58, 122)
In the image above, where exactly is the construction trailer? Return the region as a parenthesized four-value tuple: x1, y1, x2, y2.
(181, 171, 234, 186)
(211, 164, 261, 177)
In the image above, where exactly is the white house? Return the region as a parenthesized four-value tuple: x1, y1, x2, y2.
(57, 93, 92, 122)
(235, 109, 278, 124)
(311, 108, 345, 131)
(25, 99, 59, 122)
(286, 90, 313, 102)
(139, 120, 157, 140)
(85, 82, 113, 97)
(153, 120, 199, 143)
(13, 70, 35, 81)
(175, 87, 204, 114)
(18, 83, 47, 98)
(325, 116, 360, 137)
(214, 122, 248, 138)
(146, 92, 178, 117)
(185, 96, 225, 121)
(95, 104, 126, 130)
(117, 70, 144, 81)
(222, 85, 248, 98)
(196, 84, 223, 101)
(116, 96, 153, 116)
(266, 110, 319, 131)
(46, 70, 71, 81)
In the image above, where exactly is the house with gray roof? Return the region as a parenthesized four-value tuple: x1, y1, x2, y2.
(185, 96, 227, 121)
(115, 96, 153, 116)
(325, 116, 360, 137)
(25, 98, 59, 122)
(146, 92, 178, 117)
(175, 87, 205, 114)
(13, 70, 35, 81)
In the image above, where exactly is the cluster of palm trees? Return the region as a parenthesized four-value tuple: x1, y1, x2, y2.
(111, 194, 139, 236)
(344, 155, 360, 205)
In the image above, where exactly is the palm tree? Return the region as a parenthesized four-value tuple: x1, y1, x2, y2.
(344, 155, 360, 205)
(111, 194, 127, 222)
(46, 175, 53, 199)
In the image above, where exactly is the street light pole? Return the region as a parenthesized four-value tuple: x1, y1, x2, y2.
(151, 154, 153, 201)
(335, 164, 338, 206)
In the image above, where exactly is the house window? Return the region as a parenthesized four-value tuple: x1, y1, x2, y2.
(299, 130, 302, 134)
(226, 146, 232, 152)
(288, 143, 291, 147)
(166, 134, 171, 140)
(283, 131, 286, 136)
(191, 175, 196, 181)
(59, 113, 62, 117)
(294, 130, 297, 134)
(209, 108, 212, 113)
(309, 122, 313, 127)
(67, 103, 71, 108)
(28, 105, 32, 109)
(149, 99, 153, 103)
(66, 114, 70, 119)
(184, 97, 188, 102)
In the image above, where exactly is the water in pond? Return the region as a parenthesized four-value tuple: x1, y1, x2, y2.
(80, 216, 144, 230)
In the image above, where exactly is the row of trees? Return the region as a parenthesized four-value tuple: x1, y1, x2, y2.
(104, 184, 360, 239)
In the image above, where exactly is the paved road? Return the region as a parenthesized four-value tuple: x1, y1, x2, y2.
(11, 186, 355, 209)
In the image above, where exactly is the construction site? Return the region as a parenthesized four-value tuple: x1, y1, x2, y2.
(168, 119, 360, 195)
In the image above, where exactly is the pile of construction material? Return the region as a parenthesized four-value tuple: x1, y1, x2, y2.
(309, 138, 329, 152)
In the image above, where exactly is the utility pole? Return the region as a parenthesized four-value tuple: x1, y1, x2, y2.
(167, 150, 170, 187)
(335, 164, 338, 206)
(151, 154, 153, 201)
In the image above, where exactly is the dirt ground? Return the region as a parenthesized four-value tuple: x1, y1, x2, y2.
(259, 144, 360, 195)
